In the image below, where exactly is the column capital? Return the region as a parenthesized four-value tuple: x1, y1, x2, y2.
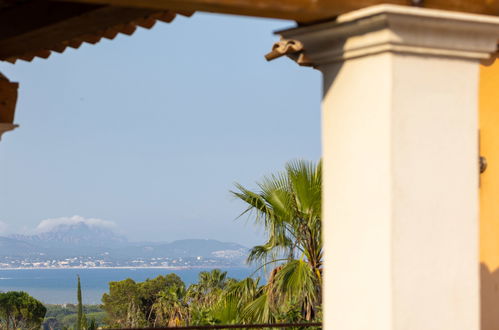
(276, 4, 499, 66)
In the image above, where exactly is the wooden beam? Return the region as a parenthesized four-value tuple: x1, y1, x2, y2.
(51, 0, 499, 22)
(0, 1, 103, 41)
(51, 0, 393, 22)
(0, 1, 163, 60)
(0, 75, 18, 124)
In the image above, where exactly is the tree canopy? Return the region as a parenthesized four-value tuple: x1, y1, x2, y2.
(0, 291, 46, 330)
(101, 273, 185, 328)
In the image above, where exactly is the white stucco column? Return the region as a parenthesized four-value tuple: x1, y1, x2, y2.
(277, 5, 499, 330)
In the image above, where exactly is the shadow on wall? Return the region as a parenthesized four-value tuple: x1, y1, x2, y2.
(481, 263, 499, 330)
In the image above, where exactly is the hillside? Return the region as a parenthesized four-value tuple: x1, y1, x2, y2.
(0, 222, 248, 268)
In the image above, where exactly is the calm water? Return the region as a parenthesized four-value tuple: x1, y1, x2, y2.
(0, 267, 254, 304)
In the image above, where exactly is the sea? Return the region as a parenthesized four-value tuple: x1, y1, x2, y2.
(0, 267, 254, 305)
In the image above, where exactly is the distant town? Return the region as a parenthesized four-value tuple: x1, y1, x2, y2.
(0, 253, 246, 269)
(0, 222, 248, 269)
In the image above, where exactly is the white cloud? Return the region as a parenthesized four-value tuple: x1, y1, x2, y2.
(0, 221, 8, 234)
(35, 215, 116, 233)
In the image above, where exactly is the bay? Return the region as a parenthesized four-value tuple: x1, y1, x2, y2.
(0, 267, 254, 304)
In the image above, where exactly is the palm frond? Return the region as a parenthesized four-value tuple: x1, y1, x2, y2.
(241, 292, 275, 324)
(274, 259, 318, 302)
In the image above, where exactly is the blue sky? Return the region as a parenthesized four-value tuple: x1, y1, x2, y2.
(0, 13, 321, 247)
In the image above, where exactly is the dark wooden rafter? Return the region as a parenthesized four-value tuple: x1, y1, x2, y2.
(0, 72, 18, 140)
(0, 0, 183, 62)
(51, 0, 499, 23)
(52, 0, 379, 22)
(0, 74, 18, 124)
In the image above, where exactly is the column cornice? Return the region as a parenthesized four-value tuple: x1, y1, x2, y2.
(277, 4, 499, 66)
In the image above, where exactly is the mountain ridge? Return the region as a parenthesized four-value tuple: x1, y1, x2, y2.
(0, 222, 248, 266)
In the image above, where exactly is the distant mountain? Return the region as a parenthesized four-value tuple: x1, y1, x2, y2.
(12, 222, 127, 247)
(1, 222, 248, 264)
(116, 239, 247, 259)
(0, 236, 43, 257)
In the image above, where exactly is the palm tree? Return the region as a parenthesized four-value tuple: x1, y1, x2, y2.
(186, 269, 234, 325)
(214, 277, 261, 324)
(232, 159, 322, 321)
(187, 269, 230, 308)
(151, 286, 188, 327)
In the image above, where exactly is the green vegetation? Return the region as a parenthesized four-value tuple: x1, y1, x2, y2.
(8, 159, 321, 329)
(232, 159, 322, 321)
(0, 291, 46, 330)
(99, 159, 322, 328)
(76, 276, 83, 330)
(101, 273, 185, 328)
(43, 304, 104, 330)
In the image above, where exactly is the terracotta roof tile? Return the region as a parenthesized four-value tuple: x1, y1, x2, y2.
(0, 1, 193, 63)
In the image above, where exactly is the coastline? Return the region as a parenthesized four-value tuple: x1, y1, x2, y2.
(0, 266, 256, 304)
(0, 265, 250, 271)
